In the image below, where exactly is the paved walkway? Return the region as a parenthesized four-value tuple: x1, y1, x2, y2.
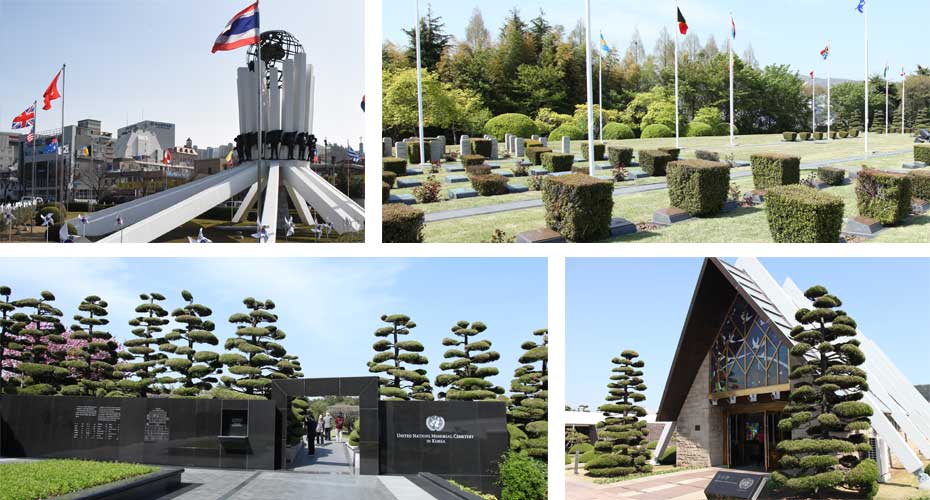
(566, 467, 766, 500)
(424, 149, 912, 223)
(291, 441, 353, 474)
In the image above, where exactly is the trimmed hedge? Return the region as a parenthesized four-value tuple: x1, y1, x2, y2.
(687, 122, 714, 137)
(581, 142, 606, 161)
(383, 157, 407, 177)
(659, 147, 680, 160)
(639, 150, 672, 176)
(542, 152, 575, 172)
(909, 170, 930, 201)
(526, 146, 553, 165)
(848, 129, 860, 138)
(714, 123, 737, 136)
(524, 139, 543, 149)
(855, 169, 912, 225)
(667, 160, 731, 216)
(750, 153, 801, 190)
(602, 122, 635, 140)
(817, 167, 845, 186)
(608, 147, 634, 167)
(641, 123, 674, 138)
(915, 144, 930, 164)
(695, 150, 720, 161)
(799, 132, 812, 141)
(549, 123, 585, 142)
(465, 164, 492, 176)
(405, 140, 431, 164)
(765, 185, 844, 243)
(382, 204, 424, 243)
(470, 174, 509, 196)
(35, 205, 63, 226)
(838, 131, 848, 139)
(542, 174, 613, 242)
(657, 446, 677, 465)
(484, 113, 537, 141)
(828, 131, 837, 140)
(461, 154, 486, 167)
(470, 138, 492, 158)
(382, 182, 391, 203)
(783, 132, 798, 141)
(382, 171, 397, 188)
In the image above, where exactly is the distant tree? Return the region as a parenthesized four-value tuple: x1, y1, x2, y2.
(652, 28, 674, 70)
(628, 29, 646, 66)
(221, 297, 299, 397)
(367, 313, 433, 400)
(161, 290, 221, 397)
(508, 328, 548, 461)
(465, 8, 491, 50)
(404, 4, 451, 71)
(11, 291, 67, 395)
(120, 292, 171, 397)
(435, 320, 504, 401)
(742, 43, 759, 69)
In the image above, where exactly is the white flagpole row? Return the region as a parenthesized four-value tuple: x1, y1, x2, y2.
(885, 76, 889, 135)
(598, 52, 603, 143)
(585, 0, 595, 175)
(812, 73, 816, 136)
(902, 73, 906, 135)
(863, 0, 869, 157)
(415, 0, 426, 165)
(728, 14, 734, 147)
(827, 40, 831, 142)
(674, 0, 680, 148)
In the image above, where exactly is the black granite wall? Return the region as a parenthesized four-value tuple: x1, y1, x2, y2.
(0, 395, 277, 469)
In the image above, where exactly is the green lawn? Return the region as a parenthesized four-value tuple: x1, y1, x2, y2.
(0, 459, 158, 500)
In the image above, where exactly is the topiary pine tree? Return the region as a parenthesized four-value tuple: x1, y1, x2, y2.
(11, 291, 68, 395)
(508, 328, 548, 461)
(772, 285, 877, 498)
(367, 313, 433, 400)
(586, 350, 652, 478)
(221, 297, 299, 397)
(0, 286, 14, 392)
(435, 320, 505, 401)
(160, 290, 221, 397)
(119, 292, 171, 397)
(66, 295, 125, 396)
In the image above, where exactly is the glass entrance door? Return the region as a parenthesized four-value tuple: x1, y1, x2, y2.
(728, 412, 766, 470)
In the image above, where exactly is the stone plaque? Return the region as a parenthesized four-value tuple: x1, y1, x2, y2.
(144, 408, 170, 442)
(704, 471, 768, 500)
(460, 135, 471, 155)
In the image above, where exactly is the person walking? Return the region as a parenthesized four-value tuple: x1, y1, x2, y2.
(315, 415, 325, 445)
(334, 413, 345, 443)
(305, 411, 316, 455)
(323, 411, 334, 442)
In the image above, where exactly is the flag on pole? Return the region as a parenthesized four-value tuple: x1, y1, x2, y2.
(11, 103, 35, 130)
(162, 149, 172, 165)
(810, 71, 815, 79)
(730, 16, 736, 39)
(42, 70, 62, 111)
(677, 8, 689, 35)
(43, 138, 58, 154)
(27, 126, 35, 144)
(856, 0, 865, 13)
(883, 63, 888, 78)
(901, 67, 906, 78)
(347, 146, 360, 163)
(599, 32, 610, 54)
(820, 45, 830, 60)
(224, 149, 235, 166)
(360, 95, 365, 112)
(211, 1, 260, 53)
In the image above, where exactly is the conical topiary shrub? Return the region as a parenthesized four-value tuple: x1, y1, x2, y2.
(221, 297, 299, 397)
(772, 285, 877, 498)
(367, 314, 433, 400)
(161, 290, 221, 397)
(509, 328, 548, 460)
(0, 286, 14, 393)
(119, 292, 171, 397)
(586, 350, 652, 477)
(67, 295, 124, 396)
(12, 291, 68, 395)
(435, 320, 504, 401)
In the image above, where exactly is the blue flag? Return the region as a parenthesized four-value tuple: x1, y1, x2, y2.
(856, 0, 865, 13)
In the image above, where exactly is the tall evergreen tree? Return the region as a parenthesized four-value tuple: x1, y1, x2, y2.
(508, 328, 548, 460)
(0, 286, 14, 389)
(435, 320, 504, 401)
(222, 297, 299, 397)
(161, 290, 221, 396)
(586, 350, 651, 478)
(464, 8, 491, 51)
(772, 286, 877, 498)
(367, 313, 433, 400)
(404, 5, 450, 71)
(120, 292, 171, 397)
(11, 291, 67, 394)
(68, 295, 123, 396)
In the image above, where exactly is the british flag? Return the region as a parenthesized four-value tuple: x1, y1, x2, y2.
(12, 103, 35, 130)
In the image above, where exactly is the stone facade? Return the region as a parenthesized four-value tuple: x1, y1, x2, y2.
(673, 352, 724, 468)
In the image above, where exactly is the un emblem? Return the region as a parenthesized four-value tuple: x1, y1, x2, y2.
(738, 478, 754, 490)
(425, 415, 445, 432)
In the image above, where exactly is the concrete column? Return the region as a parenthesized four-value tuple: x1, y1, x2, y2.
(460, 135, 471, 155)
(268, 66, 281, 131)
(236, 67, 249, 134)
(303, 63, 314, 133)
(282, 59, 295, 133)
(294, 52, 308, 134)
(307, 65, 316, 134)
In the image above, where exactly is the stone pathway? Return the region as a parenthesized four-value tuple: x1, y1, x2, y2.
(423, 149, 912, 223)
(566, 467, 762, 500)
(291, 441, 353, 474)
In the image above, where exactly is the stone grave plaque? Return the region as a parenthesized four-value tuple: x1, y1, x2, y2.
(506, 184, 527, 193)
(561, 136, 571, 154)
(445, 175, 468, 184)
(405, 166, 423, 176)
(497, 170, 514, 178)
(902, 161, 927, 169)
(516, 227, 564, 243)
(515, 138, 525, 157)
(460, 135, 471, 155)
(396, 179, 422, 189)
(388, 194, 417, 205)
(609, 218, 636, 237)
(395, 141, 408, 160)
(653, 207, 692, 226)
(448, 187, 477, 200)
(843, 216, 883, 237)
(382, 138, 393, 158)
(704, 471, 768, 500)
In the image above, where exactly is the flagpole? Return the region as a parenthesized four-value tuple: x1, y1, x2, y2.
(863, 0, 869, 158)
(902, 72, 906, 135)
(414, 0, 426, 166)
(31, 101, 36, 201)
(674, 0, 680, 148)
(584, 0, 595, 175)
(885, 73, 889, 135)
(811, 72, 816, 136)
(255, 28, 263, 226)
(729, 13, 734, 147)
(827, 40, 831, 142)
(60, 64, 66, 203)
(598, 48, 603, 143)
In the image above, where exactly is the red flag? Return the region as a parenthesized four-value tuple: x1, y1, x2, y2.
(162, 149, 172, 165)
(43, 70, 62, 111)
(677, 7, 688, 35)
(810, 71, 815, 79)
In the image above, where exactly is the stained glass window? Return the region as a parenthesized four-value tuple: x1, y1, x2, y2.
(710, 295, 789, 394)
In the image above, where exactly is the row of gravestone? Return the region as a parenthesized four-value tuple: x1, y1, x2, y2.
(381, 135, 574, 162)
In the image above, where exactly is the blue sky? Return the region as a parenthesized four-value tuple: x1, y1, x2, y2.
(0, 258, 547, 396)
(566, 258, 930, 412)
(0, 0, 364, 147)
(385, 0, 911, 81)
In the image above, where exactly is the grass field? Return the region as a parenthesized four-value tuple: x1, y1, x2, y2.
(400, 133, 928, 243)
(0, 459, 157, 500)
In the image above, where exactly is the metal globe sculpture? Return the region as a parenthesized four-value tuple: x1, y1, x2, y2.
(247, 30, 304, 87)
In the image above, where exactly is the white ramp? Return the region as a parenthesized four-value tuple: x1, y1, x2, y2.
(260, 162, 280, 244)
(281, 161, 364, 233)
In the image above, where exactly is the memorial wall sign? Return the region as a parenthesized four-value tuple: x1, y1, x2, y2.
(380, 400, 509, 496)
(0, 395, 277, 470)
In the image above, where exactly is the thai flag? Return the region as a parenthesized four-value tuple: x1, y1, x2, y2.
(212, 1, 260, 53)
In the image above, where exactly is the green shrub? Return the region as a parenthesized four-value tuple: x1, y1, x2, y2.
(714, 123, 737, 136)
(542, 152, 575, 173)
(579, 450, 597, 464)
(909, 170, 930, 201)
(639, 150, 672, 176)
(657, 446, 677, 465)
(524, 139, 543, 149)
(829, 131, 838, 140)
(548, 123, 585, 142)
(581, 142, 606, 161)
(667, 160, 731, 216)
(848, 129, 860, 138)
(382, 204, 424, 243)
(466, 164, 492, 176)
(925, 462, 930, 475)
(640, 123, 674, 138)
(382, 182, 391, 203)
(470, 174, 509, 196)
(765, 185, 844, 243)
(750, 153, 801, 190)
(602, 122, 635, 140)
(838, 131, 848, 139)
(542, 174, 613, 242)
(914, 144, 930, 164)
(405, 140, 431, 165)
(659, 147, 680, 160)
(569, 443, 594, 454)
(382, 171, 397, 188)
(813, 132, 824, 140)
(846, 459, 879, 498)
(607, 147, 634, 167)
(50, 223, 78, 242)
(484, 113, 537, 141)
(497, 451, 547, 500)
(695, 150, 720, 161)
(817, 167, 845, 186)
(783, 132, 798, 141)
(461, 154, 486, 167)
(855, 169, 912, 225)
(0, 459, 159, 500)
(686, 122, 714, 137)
(471, 138, 492, 158)
(798, 132, 811, 141)
(526, 147, 553, 166)
(35, 205, 62, 226)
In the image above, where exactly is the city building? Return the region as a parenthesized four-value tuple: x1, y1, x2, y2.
(116, 120, 175, 151)
(114, 127, 164, 160)
(168, 138, 200, 167)
(193, 158, 228, 179)
(0, 132, 23, 201)
(19, 119, 114, 202)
